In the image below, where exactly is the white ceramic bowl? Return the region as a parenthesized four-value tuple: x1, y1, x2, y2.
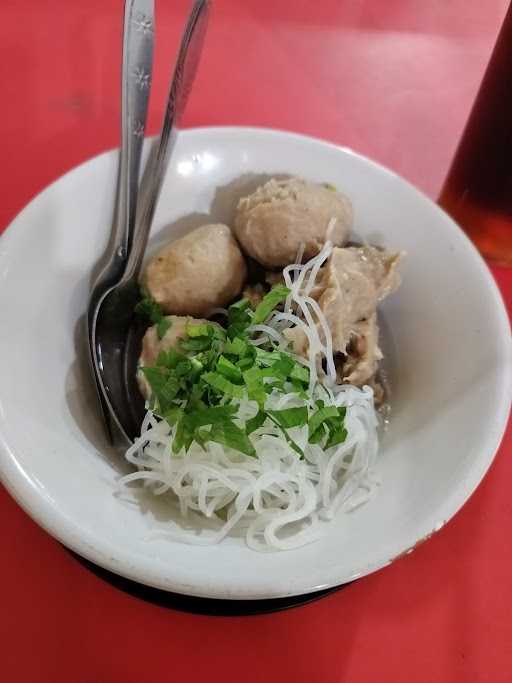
(0, 127, 510, 599)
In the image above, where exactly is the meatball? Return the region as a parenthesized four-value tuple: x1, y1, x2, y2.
(284, 245, 402, 395)
(234, 177, 352, 268)
(143, 224, 247, 317)
(137, 315, 210, 398)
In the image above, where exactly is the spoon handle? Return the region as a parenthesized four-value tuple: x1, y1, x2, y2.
(112, 0, 155, 272)
(124, 0, 210, 280)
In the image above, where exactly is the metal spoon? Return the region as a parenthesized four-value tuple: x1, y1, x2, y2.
(88, 0, 210, 446)
(87, 0, 155, 440)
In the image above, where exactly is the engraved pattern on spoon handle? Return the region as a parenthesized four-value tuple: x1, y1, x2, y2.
(116, 0, 155, 260)
(124, 0, 210, 280)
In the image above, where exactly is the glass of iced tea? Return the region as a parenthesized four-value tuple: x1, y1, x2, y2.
(439, 2, 512, 266)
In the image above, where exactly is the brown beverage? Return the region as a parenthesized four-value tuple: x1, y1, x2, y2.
(439, 3, 512, 266)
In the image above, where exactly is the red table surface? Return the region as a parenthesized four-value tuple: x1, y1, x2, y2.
(1, 1, 511, 681)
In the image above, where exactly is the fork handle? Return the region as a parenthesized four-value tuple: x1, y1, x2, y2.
(123, 0, 210, 281)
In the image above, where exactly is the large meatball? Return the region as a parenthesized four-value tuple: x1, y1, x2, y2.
(234, 177, 352, 268)
(143, 224, 247, 317)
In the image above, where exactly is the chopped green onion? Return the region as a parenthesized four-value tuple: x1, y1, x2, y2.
(174, 359, 193, 377)
(156, 347, 186, 369)
(243, 367, 267, 407)
(252, 285, 290, 325)
(141, 366, 168, 396)
(224, 337, 248, 356)
(216, 355, 243, 382)
(173, 416, 195, 454)
(156, 350, 168, 367)
(193, 427, 210, 451)
(209, 420, 256, 457)
(270, 355, 295, 379)
(325, 426, 347, 449)
(290, 379, 308, 398)
(135, 287, 165, 325)
(179, 336, 212, 352)
(190, 357, 203, 374)
(163, 405, 184, 426)
(159, 376, 180, 406)
(186, 404, 238, 427)
(290, 363, 309, 384)
(186, 322, 213, 338)
(202, 372, 245, 399)
(141, 367, 181, 413)
(266, 413, 304, 457)
(236, 356, 254, 371)
(268, 406, 308, 429)
(246, 410, 267, 435)
(226, 303, 253, 338)
(211, 325, 227, 341)
(308, 424, 326, 444)
(156, 317, 171, 340)
(254, 348, 281, 366)
(308, 406, 340, 442)
(229, 299, 251, 312)
(135, 286, 350, 458)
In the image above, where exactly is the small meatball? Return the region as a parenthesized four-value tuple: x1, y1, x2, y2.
(137, 315, 210, 398)
(144, 224, 247, 317)
(234, 177, 352, 268)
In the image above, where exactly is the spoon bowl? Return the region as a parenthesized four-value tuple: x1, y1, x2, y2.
(92, 281, 146, 444)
